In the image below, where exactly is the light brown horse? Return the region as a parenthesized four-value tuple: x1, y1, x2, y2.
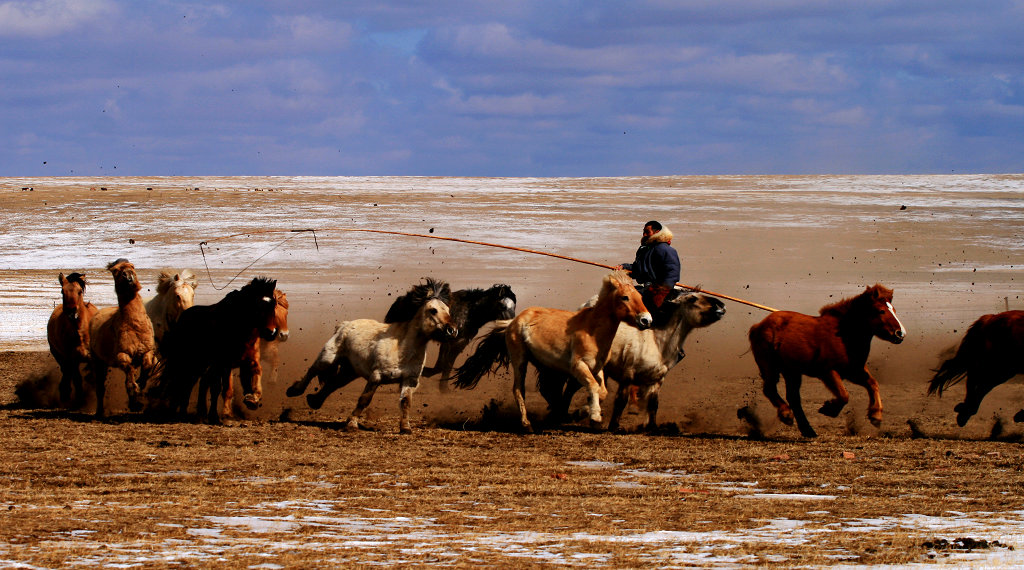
(144, 269, 198, 345)
(455, 271, 652, 432)
(538, 291, 726, 432)
(88, 259, 158, 416)
(220, 288, 290, 417)
(749, 284, 906, 437)
(928, 310, 1024, 427)
(46, 272, 99, 406)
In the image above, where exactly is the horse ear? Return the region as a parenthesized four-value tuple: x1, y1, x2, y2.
(58, 272, 66, 285)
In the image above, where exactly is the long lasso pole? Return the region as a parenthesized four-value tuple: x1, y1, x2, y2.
(200, 227, 779, 312)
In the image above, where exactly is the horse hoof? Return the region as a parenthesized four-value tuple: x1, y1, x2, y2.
(128, 399, 145, 413)
(799, 428, 818, 438)
(868, 415, 882, 428)
(285, 385, 304, 398)
(778, 412, 795, 426)
(1014, 410, 1024, 423)
(243, 396, 261, 410)
(344, 421, 360, 432)
(956, 414, 970, 427)
(399, 426, 412, 435)
(306, 393, 325, 410)
(818, 402, 844, 418)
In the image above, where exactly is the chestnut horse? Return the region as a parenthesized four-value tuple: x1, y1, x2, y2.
(418, 283, 516, 392)
(748, 284, 906, 437)
(928, 310, 1024, 427)
(157, 276, 280, 423)
(219, 288, 290, 417)
(88, 259, 158, 417)
(454, 271, 652, 432)
(285, 278, 457, 434)
(47, 272, 99, 406)
(538, 291, 726, 431)
(144, 269, 198, 345)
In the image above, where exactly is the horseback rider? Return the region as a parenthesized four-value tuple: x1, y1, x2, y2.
(617, 220, 681, 323)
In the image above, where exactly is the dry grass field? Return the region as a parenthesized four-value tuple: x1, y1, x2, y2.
(3, 350, 1024, 568)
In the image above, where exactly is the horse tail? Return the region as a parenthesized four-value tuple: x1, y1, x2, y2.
(453, 321, 511, 390)
(928, 319, 985, 396)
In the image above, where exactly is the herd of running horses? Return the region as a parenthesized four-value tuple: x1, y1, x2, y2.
(44, 257, 1024, 437)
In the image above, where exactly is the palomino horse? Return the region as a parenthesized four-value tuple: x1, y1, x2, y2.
(47, 272, 99, 406)
(156, 277, 280, 423)
(285, 278, 458, 434)
(538, 291, 726, 431)
(88, 259, 158, 417)
(748, 284, 906, 438)
(454, 271, 652, 432)
(416, 283, 516, 392)
(219, 288, 290, 417)
(928, 310, 1024, 427)
(144, 269, 198, 345)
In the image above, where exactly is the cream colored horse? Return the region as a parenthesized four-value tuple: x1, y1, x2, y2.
(144, 269, 198, 345)
(455, 271, 652, 432)
(286, 278, 458, 434)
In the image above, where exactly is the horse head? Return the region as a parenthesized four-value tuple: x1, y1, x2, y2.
(666, 291, 726, 328)
(241, 276, 280, 341)
(107, 258, 141, 300)
(861, 284, 906, 344)
(491, 283, 517, 320)
(601, 271, 652, 330)
(156, 269, 198, 325)
(272, 289, 290, 342)
(58, 272, 88, 321)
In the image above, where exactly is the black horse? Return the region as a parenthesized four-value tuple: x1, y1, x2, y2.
(153, 276, 280, 423)
(394, 283, 516, 392)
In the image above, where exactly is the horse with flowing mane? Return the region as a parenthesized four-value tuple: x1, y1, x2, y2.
(47, 272, 99, 407)
(285, 278, 457, 434)
(537, 290, 726, 431)
(928, 310, 1024, 427)
(88, 259, 158, 417)
(144, 269, 198, 345)
(454, 271, 652, 432)
(218, 288, 290, 417)
(155, 276, 280, 423)
(748, 284, 906, 437)
(416, 283, 516, 392)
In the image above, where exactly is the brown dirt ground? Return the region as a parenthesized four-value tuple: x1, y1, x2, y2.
(3, 350, 1024, 567)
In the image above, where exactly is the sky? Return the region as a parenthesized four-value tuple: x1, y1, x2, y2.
(1, 1, 1022, 177)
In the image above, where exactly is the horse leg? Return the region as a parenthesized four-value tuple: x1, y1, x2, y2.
(643, 383, 662, 432)
(222, 371, 237, 419)
(954, 368, 1006, 427)
(845, 367, 883, 427)
(90, 359, 108, 418)
(286, 351, 338, 398)
(346, 381, 380, 432)
(607, 381, 630, 432)
(240, 355, 263, 411)
(817, 370, 850, 418)
(116, 353, 144, 412)
(570, 359, 604, 426)
(783, 372, 816, 438)
(398, 377, 418, 434)
(306, 359, 357, 410)
(510, 357, 533, 433)
(205, 368, 227, 425)
(756, 360, 793, 426)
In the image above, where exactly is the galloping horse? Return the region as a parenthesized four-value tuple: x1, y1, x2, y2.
(157, 277, 280, 423)
(417, 283, 516, 392)
(285, 278, 457, 434)
(454, 271, 652, 432)
(538, 291, 726, 431)
(748, 284, 906, 438)
(88, 259, 158, 417)
(928, 310, 1024, 427)
(46, 272, 99, 406)
(218, 288, 290, 417)
(144, 269, 198, 345)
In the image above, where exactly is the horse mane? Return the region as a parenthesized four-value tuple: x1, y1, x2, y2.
(819, 283, 893, 317)
(65, 272, 87, 292)
(240, 276, 277, 299)
(106, 258, 130, 270)
(384, 277, 451, 323)
(156, 269, 198, 295)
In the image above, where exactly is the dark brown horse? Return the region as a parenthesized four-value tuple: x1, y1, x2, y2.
(928, 310, 1024, 427)
(47, 272, 99, 406)
(219, 288, 290, 417)
(748, 284, 906, 437)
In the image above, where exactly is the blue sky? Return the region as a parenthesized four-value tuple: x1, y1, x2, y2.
(1, 1, 1022, 177)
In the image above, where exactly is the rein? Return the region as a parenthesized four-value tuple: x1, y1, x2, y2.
(198, 227, 779, 312)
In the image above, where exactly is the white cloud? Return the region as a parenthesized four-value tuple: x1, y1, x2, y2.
(0, 0, 117, 37)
